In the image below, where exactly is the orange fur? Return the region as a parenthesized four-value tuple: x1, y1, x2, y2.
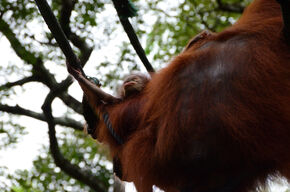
(84, 0, 290, 191)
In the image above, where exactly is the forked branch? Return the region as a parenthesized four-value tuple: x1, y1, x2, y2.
(34, 0, 84, 74)
(34, 0, 119, 103)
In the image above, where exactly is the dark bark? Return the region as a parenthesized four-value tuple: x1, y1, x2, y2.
(216, 0, 245, 13)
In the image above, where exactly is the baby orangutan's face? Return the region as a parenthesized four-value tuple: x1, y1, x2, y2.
(121, 74, 149, 98)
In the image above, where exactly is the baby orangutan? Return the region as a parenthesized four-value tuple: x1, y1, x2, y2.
(82, 73, 149, 138)
(118, 73, 150, 99)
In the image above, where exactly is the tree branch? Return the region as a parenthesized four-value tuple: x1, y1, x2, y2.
(34, 0, 85, 75)
(0, 18, 38, 65)
(1, 1, 111, 190)
(59, 0, 94, 65)
(42, 88, 107, 192)
(111, 0, 155, 73)
(59, 92, 83, 114)
(119, 18, 155, 73)
(0, 104, 83, 130)
(59, 0, 74, 34)
(34, 64, 82, 114)
(0, 19, 58, 88)
(0, 76, 38, 90)
(0, 15, 83, 122)
(69, 33, 94, 65)
(216, 0, 244, 13)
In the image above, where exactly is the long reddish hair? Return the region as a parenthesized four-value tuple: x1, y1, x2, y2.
(71, 0, 290, 191)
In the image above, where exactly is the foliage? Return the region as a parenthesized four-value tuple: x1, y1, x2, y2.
(0, 119, 27, 149)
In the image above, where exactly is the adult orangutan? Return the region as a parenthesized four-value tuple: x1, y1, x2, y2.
(67, 0, 290, 191)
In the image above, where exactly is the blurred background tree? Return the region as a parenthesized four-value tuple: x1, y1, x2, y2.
(0, 0, 289, 191)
